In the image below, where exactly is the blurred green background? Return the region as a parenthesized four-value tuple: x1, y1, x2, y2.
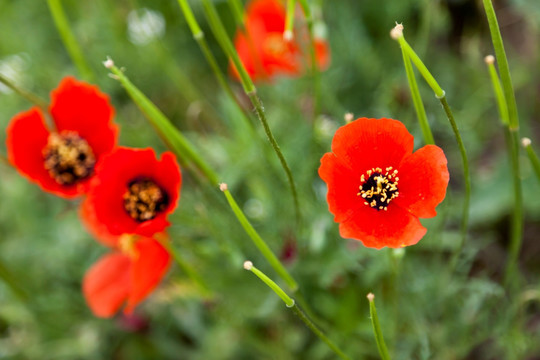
(1, 0, 540, 359)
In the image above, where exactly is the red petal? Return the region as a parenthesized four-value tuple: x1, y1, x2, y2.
(86, 147, 182, 237)
(315, 38, 331, 70)
(83, 253, 131, 318)
(246, 0, 287, 33)
(331, 118, 414, 175)
(6, 108, 82, 198)
(339, 203, 427, 249)
(318, 152, 364, 223)
(394, 145, 449, 218)
(49, 77, 118, 160)
(125, 237, 171, 314)
(79, 198, 120, 248)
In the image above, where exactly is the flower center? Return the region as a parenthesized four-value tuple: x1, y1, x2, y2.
(357, 167, 399, 211)
(123, 179, 169, 222)
(42, 131, 96, 185)
(264, 33, 289, 57)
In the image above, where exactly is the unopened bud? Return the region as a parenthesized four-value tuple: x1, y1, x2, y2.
(243, 260, 253, 270)
(219, 183, 228, 192)
(484, 55, 495, 65)
(367, 292, 375, 302)
(522, 137, 532, 148)
(390, 23, 404, 40)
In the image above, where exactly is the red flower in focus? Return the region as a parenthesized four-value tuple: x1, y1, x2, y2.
(232, 0, 330, 81)
(6, 77, 118, 198)
(318, 118, 449, 249)
(81, 147, 182, 239)
(82, 232, 171, 318)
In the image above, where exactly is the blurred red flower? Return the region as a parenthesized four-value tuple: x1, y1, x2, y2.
(82, 233, 171, 318)
(318, 118, 449, 249)
(81, 147, 182, 240)
(6, 77, 118, 198)
(232, 0, 330, 81)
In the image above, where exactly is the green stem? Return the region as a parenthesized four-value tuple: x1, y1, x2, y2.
(245, 262, 350, 360)
(202, 0, 301, 224)
(157, 236, 213, 299)
(367, 293, 391, 360)
(175, 0, 253, 129)
(107, 61, 220, 185)
(482, 0, 519, 130)
(400, 46, 434, 145)
(285, 0, 295, 38)
(523, 139, 540, 183)
(485, 56, 509, 125)
(223, 188, 298, 291)
(228, 0, 245, 27)
(46, 0, 94, 81)
(503, 128, 523, 286)
(0, 73, 48, 111)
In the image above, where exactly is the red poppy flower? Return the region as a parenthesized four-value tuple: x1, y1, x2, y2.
(81, 147, 181, 239)
(5, 77, 118, 198)
(232, 0, 330, 81)
(82, 234, 171, 317)
(318, 118, 449, 249)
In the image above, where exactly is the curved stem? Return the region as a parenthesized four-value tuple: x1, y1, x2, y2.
(47, 0, 94, 81)
(367, 293, 391, 360)
(523, 140, 540, 184)
(0, 73, 48, 111)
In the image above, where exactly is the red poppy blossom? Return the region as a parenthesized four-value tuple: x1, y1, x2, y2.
(82, 234, 171, 317)
(5, 77, 118, 198)
(232, 0, 330, 81)
(318, 117, 449, 249)
(81, 147, 181, 239)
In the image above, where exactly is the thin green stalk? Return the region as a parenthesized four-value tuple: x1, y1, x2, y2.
(244, 261, 350, 360)
(201, 0, 301, 223)
(483, 0, 519, 130)
(285, 0, 295, 40)
(228, 0, 245, 28)
(157, 235, 213, 299)
(0, 259, 28, 302)
(47, 0, 94, 81)
(522, 138, 540, 183)
(223, 187, 298, 291)
(175, 0, 253, 129)
(485, 56, 509, 125)
(392, 25, 470, 258)
(504, 128, 523, 286)
(400, 47, 434, 145)
(105, 60, 296, 293)
(367, 293, 391, 360)
(0, 73, 48, 111)
(106, 60, 220, 185)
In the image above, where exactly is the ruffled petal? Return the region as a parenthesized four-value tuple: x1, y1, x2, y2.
(83, 253, 131, 318)
(318, 152, 363, 223)
(49, 77, 118, 160)
(246, 0, 286, 32)
(125, 237, 171, 314)
(331, 118, 414, 175)
(338, 203, 427, 249)
(86, 147, 181, 237)
(6, 108, 82, 198)
(394, 145, 449, 218)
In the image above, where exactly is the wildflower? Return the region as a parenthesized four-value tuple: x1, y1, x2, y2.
(318, 117, 449, 249)
(232, 0, 329, 81)
(82, 232, 171, 318)
(81, 147, 181, 238)
(5, 77, 118, 198)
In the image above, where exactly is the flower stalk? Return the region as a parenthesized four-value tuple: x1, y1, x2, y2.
(46, 0, 94, 81)
(367, 293, 391, 360)
(522, 138, 540, 183)
(0, 73, 48, 111)
(244, 261, 350, 360)
(201, 0, 301, 224)
(391, 24, 470, 259)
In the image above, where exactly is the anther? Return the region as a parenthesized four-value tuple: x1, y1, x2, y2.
(123, 179, 169, 222)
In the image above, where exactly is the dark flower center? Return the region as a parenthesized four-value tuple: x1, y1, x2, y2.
(123, 179, 169, 222)
(42, 131, 96, 185)
(357, 167, 399, 211)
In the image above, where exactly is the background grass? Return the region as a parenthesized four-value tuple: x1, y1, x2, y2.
(1, 0, 540, 359)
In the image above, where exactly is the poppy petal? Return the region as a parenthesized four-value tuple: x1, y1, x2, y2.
(49, 76, 118, 159)
(339, 203, 427, 249)
(125, 237, 171, 314)
(394, 145, 449, 218)
(83, 253, 131, 318)
(6, 108, 82, 198)
(331, 118, 414, 174)
(318, 152, 363, 223)
(79, 198, 120, 248)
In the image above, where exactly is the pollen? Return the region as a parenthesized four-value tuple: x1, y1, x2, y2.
(42, 131, 96, 185)
(123, 178, 169, 222)
(357, 167, 399, 211)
